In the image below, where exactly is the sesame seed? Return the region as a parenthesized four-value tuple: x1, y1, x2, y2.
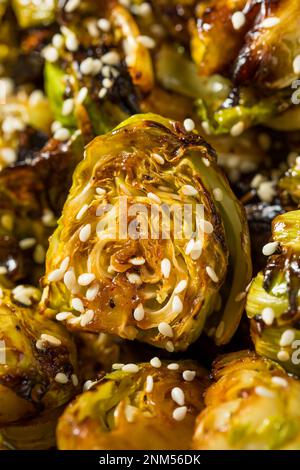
(277, 350, 290, 362)
(257, 181, 276, 203)
(161, 258, 171, 278)
(71, 374, 79, 386)
(202, 157, 210, 167)
(78, 273, 96, 286)
(215, 321, 225, 339)
(145, 375, 154, 393)
(103, 78, 113, 89)
(167, 363, 179, 371)
(181, 185, 198, 196)
(43, 45, 59, 62)
(80, 57, 94, 75)
(262, 241, 278, 256)
(174, 280, 187, 294)
(98, 88, 107, 99)
(79, 224, 91, 242)
(137, 35, 156, 49)
(112, 363, 124, 370)
(102, 51, 120, 65)
(80, 309, 95, 327)
(173, 406, 187, 421)
(76, 204, 89, 220)
(147, 192, 161, 204)
(213, 188, 223, 201)
(55, 373, 69, 384)
(56, 312, 72, 321)
(206, 266, 219, 283)
(183, 118, 195, 132)
(272, 376, 288, 388)
(96, 187, 106, 195)
(0, 266, 7, 275)
(12, 285, 36, 306)
(129, 257, 145, 266)
(183, 370, 196, 382)
(54, 127, 70, 141)
(166, 341, 174, 352)
(125, 405, 138, 423)
(62, 98, 74, 116)
(279, 329, 295, 347)
(251, 174, 266, 189)
(133, 303, 144, 321)
(172, 295, 183, 315)
(158, 322, 173, 338)
(19, 238, 36, 250)
(231, 11, 246, 30)
(150, 357, 161, 368)
(48, 268, 64, 282)
(65, 34, 79, 52)
(52, 33, 64, 49)
(255, 386, 275, 398)
(92, 59, 102, 75)
(171, 387, 185, 406)
(122, 363, 139, 373)
(190, 240, 202, 260)
(83, 380, 97, 391)
(293, 55, 300, 75)
(77, 87, 88, 104)
(65, 0, 80, 12)
(152, 153, 165, 164)
(185, 239, 195, 255)
(126, 272, 142, 285)
(86, 283, 100, 301)
(261, 307, 275, 325)
(1, 148, 17, 164)
(51, 121, 62, 134)
(230, 121, 244, 137)
(29, 90, 44, 106)
(40, 334, 62, 346)
(198, 219, 214, 234)
(2, 116, 25, 134)
(64, 270, 77, 292)
(60, 257, 70, 272)
(71, 297, 84, 313)
(98, 18, 111, 32)
(131, 3, 152, 17)
(260, 17, 280, 28)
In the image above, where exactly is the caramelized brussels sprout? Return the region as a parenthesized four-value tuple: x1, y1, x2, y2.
(41, 113, 251, 351)
(57, 360, 209, 450)
(0, 285, 78, 425)
(246, 210, 300, 375)
(193, 351, 300, 450)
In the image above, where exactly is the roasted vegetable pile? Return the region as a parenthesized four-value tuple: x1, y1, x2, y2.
(0, 0, 299, 451)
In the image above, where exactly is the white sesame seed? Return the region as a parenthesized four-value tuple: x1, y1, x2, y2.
(279, 329, 295, 347)
(158, 322, 173, 338)
(91, 59, 102, 75)
(147, 192, 161, 204)
(54, 127, 70, 141)
(96, 187, 106, 195)
(125, 405, 138, 423)
(62, 98, 74, 116)
(152, 153, 165, 164)
(2, 116, 25, 134)
(203, 158, 210, 167)
(76, 204, 89, 220)
(65, 34, 79, 52)
(183, 118, 195, 132)
(60, 257, 70, 273)
(19, 238, 36, 250)
(98, 88, 107, 99)
(161, 258, 171, 278)
(55, 373, 69, 384)
(0, 266, 7, 275)
(29, 90, 44, 106)
(206, 266, 219, 283)
(102, 78, 113, 89)
(48, 268, 64, 282)
(52, 33, 64, 49)
(80, 309, 95, 327)
(51, 121, 62, 134)
(12, 285, 36, 306)
(71, 374, 79, 386)
(166, 341, 174, 352)
(64, 270, 77, 292)
(172, 295, 183, 315)
(79, 224, 91, 242)
(102, 51, 120, 65)
(65, 0, 80, 13)
(98, 18, 111, 32)
(272, 376, 288, 388)
(112, 363, 124, 370)
(40, 334, 62, 346)
(43, 45, 59, 63)
(145, 375, 154, 393)
(257, 181, 276, 203)
(174, 280, 187, 294)
(126, 272, 142, 285)
(171, 387, 185, 406)
(293, 55, 300, 75)
(122, 363, 139, 373)
(255, 386, 275, 398)
(260, 17, 280, 28)
(137, 35, 156, 49)
(83, 379, 97, 391)
(183, 370, 196, 382)
(78, 273, 96, 286)
(86, 283, 100, 301)
(261, 307, 275, 325)
(133, 303, 145, 321)
(131, 3, 152, 17)
(215, 321, 225, 339)
(167, 363, 179, 370)
(190, 240, 203, 260)
(1, 148, 17, 164)
(185, 239, 195, 255)
(56, 312, 72, 321)
(181, 185, 198, 196)
(230, 121, 244, 137)
(198, 219, 214, 234)
(129, 257, 145, 266)
(173, 406, 187, 421)
(277, 350, 290, 362)
(213, 188, 223, 201)
(150, 357, 161, 368)
(77, 87, 88, 104)
(231, 11, 246, 30)
(80, 57, 94, 75)
(71, 297, 84, 313)
(262, 241, 278, 256)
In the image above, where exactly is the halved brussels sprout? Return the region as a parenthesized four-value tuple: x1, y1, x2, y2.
(246, 210, 300, 375)
(0, 285, 78, 425)
(57, 360, 209, 450)
(41, 113, 251, 351)
(193, 351, 300, 450)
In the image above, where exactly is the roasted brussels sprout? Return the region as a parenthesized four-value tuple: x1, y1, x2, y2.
(0, 285, 78, 425)
(57, 360, 209, 450)
(41, 113, 251, 351)
(246, 210, 300, 375)
(193, 351, 300, 450)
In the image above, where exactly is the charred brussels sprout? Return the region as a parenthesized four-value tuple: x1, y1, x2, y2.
(246, 210, 300, 375)
(0, 285, 78, 425)
(41, 113, 251, 351)
(57, 360, 209, 450)
(193, 351, 300, 450)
